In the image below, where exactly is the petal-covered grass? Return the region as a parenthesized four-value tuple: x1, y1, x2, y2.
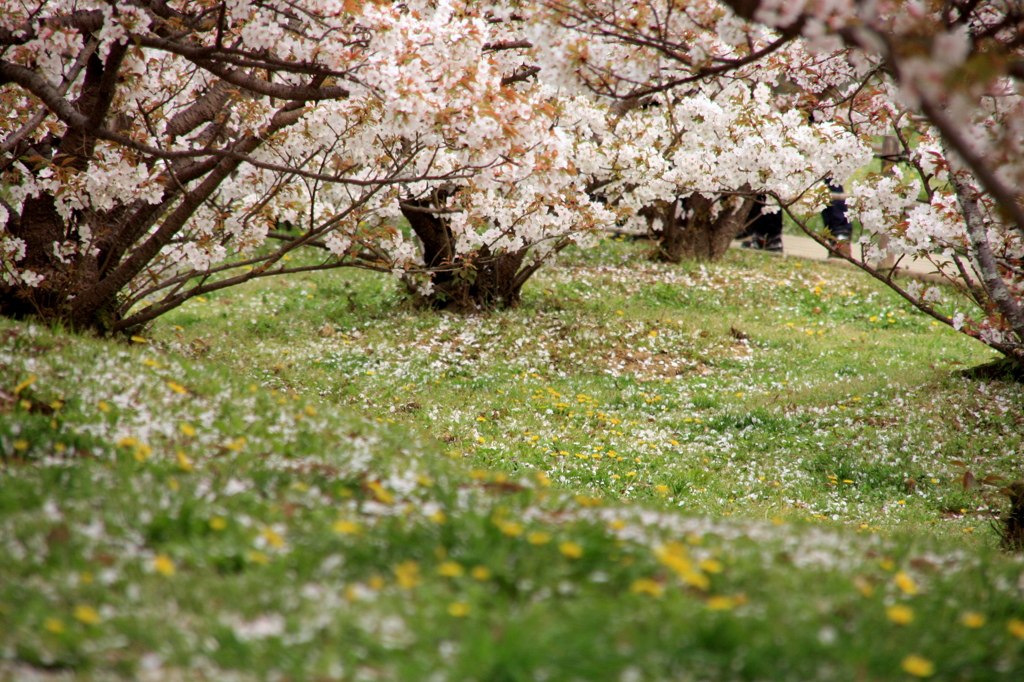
(2, 239, 1023, 680)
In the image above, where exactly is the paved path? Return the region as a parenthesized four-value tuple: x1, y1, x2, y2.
(735, 234, 952, 283)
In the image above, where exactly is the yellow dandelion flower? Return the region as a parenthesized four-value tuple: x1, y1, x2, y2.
(1007, 619, 1024, 639)
(209, 516, 227, 530)
(961, 612, 985, 628)
(166, 381, 188, 395)
(559, 541, 583, 559)
(179, 423, 196, 437)
(367, 481, 394, 505)
(699, 558, 723, 574)
(901, 654, 935, 677)
(894, 571, 917, 595)
(74, 606, 101, 625)
(13, 439, 29, 451)
(394, 561, 420, 589)
(429, 510, 447, 524)
(260, 527, 285, 549)
(495, 519, 524, 537)
(246, 550, 269, 564)
(535, 472, 551, 487)
(448, 602, 470, 617)
(471, 566, 491, 581)
(630, 578, 664, 597)
(887, 604, 914, 625)
(176, 450, 194, 472)
(153, 554, 175, 577)
(332, 520, 360, 535)
(706, 596, 735, 611)
(527, 531, 551, 545)
(44, 618, 65, 634)
(438, 561, 464, 577)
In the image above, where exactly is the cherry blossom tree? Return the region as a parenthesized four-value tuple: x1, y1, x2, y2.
(539, 0, 1024, 365)
(0, 0, 609, 331)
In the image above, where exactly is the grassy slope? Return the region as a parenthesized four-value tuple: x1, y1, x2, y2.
(2, 239, 1023, 681)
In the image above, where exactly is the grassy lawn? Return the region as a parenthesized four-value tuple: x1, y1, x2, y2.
(2, 238, 1023, 680)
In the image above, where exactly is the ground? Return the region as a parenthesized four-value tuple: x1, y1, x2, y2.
(2, 238, 1023, 681)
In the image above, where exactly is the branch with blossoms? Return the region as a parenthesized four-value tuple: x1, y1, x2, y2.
(535, 0, 1024, 363)
(0, 0, 608, 329)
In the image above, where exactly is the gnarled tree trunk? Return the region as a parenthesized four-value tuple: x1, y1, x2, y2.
(646, 193, 755, 262)
(400, 199, 537, 311)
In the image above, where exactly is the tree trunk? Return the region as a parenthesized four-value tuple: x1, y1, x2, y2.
(648, 194, 755, 262)
(400, 200, 529, 311)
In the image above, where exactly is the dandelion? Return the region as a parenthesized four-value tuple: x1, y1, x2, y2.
(699, 558, 723, 574)
(887, 604, 914, 625)
(438, 561, 464, 577)
(961, 612, 985, 628)
(13, 439, 28, 451)
(44, 618, 65, 634)
(559, 541, 583, 559)
(176, 450, 194, 472)
(706, 596, 735, 611)
(394, 561, 420, 589)
(98, 400, 111, 412)
(630, 579, 664, 597)
(901, 654, 935, 677)
(429, 510, 447, 524)
(332, 520, 360, 535)
(894, 571, 917, 595)
(471, 566, 491, 581)
(365, 481, 394, 504)
(1008, 619, 1024, 639)
(527, 531, 551, 545)
(495, 519, 524, 537)
(153, 554, 175, 577)
(74, 605, 101, 625)
(448, 602, 470, 617)
(260, 527, 285, 549)
(166, 380, 188, 395)
(179, 423, 196, 437)
(209, 516, 227, 531)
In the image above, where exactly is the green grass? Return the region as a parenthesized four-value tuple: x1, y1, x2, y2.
(2, 239, 1024, 680)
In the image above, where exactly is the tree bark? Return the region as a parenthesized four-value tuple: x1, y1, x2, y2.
(400, 199, 529, 311)
(648, 194, 755, 262)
